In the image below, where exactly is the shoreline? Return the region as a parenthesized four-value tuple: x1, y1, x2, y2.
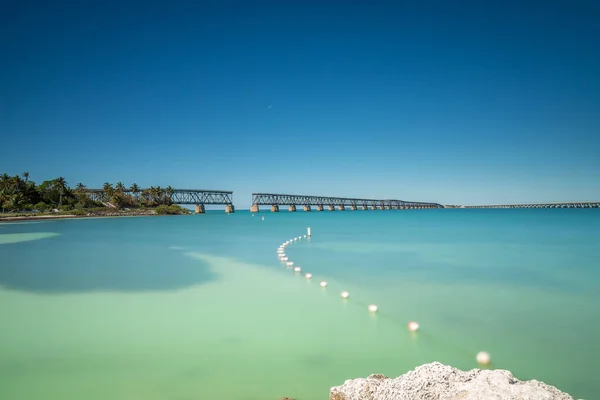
(0, 211, 170, 223)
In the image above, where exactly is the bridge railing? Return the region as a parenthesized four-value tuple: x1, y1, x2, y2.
(463, 202, 599, 209)
(251, 193, 443, 209)
(80, 189, 234, 205)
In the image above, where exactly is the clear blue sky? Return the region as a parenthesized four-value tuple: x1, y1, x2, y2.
(2, 0, 599, 208)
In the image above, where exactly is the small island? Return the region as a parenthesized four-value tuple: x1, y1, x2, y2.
(0, 172, 190, 221)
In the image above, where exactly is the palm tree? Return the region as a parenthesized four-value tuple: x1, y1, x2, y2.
(22, 172, 29, 183)
(75, 182, 86, 191)
(129, 183, 140, 207)
(116, 181, 126, 193)
(55, 177, 67, 207)
(102, 182, 114, 203)
(7, 193, 26, 211)
(150, 186, 162, 206)
(141, 188, 152, 206)
(0, 173, 10, 193)
(165, 186, 175, 205)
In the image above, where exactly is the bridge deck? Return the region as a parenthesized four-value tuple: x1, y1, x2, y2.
(82, 189, 234, 205)
(464, 202, 600, 209)
(251, 193, 442, 208)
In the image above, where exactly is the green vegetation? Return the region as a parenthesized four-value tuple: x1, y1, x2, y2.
(0, 172, 190, 216)
(155, 205, 190, 215)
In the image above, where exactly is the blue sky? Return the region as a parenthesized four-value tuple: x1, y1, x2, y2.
(2, 0, 599, 208)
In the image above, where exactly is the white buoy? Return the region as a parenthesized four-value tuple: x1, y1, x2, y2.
(340, 291, 350, 299)
(294, 238, 298, 241)
(252, 214, 254, 217)
(281, 257, 288, 261)
(320, 281, 328, 287)
(261, 216, 264, 220)
(286, 261, 294, 266)
(476, 351, 491, 365)
(408, 321, 420, 332)
(368, 304, 378, 313)
(305, 273, 312, 279)
(294, 266, 301, 272)
(308, 227, 311, 237)
(303, 235, 307, 238)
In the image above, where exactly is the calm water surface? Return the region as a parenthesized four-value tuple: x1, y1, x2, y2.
(1, 209, 599, 399)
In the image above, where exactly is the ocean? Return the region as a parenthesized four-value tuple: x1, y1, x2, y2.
(1, 209, 598, 399)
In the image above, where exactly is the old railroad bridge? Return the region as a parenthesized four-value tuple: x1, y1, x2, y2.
(82, 189, 442, 213)
(463, 202, 600, 209)
(250, 193, 443, 212)
(84, 188, 235, 213)
(82, 189, 599, 212)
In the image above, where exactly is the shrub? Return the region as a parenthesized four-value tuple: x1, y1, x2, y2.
(34, 202, 49, 212)
(155, 205, 190, 215)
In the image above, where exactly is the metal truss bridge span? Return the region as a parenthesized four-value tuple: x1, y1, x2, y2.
(464, 202, 600, 209)
(82, 189, 234, 213)
(251, 193, 443, 212)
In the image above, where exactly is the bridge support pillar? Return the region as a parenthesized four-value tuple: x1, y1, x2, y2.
(378, 205, 385, 210)
(250, 204, 259, 213)
(362, 205, 367, 210)
(289, 205, 296, 212)
(370, 205, 377, 210)
(328, 205, 335, 211)
(271, 205, 279, 212)
(317, 205, 324, 211)
(225, 204, 235, 213)
(351, 205, 357, 211)
(304, 205, 311, 212)
(338, 205, 345, 211)
(195, 204, 205, 214)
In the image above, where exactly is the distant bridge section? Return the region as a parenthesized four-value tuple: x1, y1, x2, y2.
(82, 189, 234, 213)
(250, 193, 443, 212)
(464, 202, 600, 209)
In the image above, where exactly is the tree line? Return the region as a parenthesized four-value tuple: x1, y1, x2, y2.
(0, 172, 177, 213)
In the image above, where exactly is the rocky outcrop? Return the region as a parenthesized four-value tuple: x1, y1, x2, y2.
(330, 362, 574, 400)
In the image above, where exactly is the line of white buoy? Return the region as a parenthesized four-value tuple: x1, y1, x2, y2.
(276, 227, 491, 366)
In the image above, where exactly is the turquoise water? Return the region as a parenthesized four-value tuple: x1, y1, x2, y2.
(1, 209, 599, 399)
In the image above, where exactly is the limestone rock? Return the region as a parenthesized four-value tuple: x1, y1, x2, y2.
(329, 362, 573, 400)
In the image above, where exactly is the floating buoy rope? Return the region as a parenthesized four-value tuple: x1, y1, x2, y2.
(276, 227, 490, 366)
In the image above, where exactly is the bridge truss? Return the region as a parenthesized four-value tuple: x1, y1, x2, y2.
(82, 189, 233, 205)
(251, 193, 443, 209)
(464, 202, 600, 209)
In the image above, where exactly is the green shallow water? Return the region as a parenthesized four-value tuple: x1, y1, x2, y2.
(0, 210, 599, 399)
